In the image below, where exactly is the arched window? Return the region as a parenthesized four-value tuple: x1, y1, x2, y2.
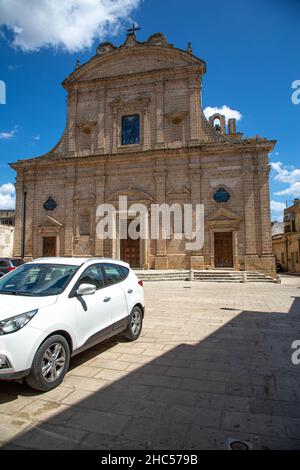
(213, 187, 231, 203)
(79, 210, 91, 236)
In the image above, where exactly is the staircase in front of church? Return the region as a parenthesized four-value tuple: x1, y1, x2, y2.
(134, 270, 276, 283)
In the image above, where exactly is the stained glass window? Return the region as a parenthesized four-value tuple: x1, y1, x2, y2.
(213, 187, 231, 203)
(121, 115, 140, 145)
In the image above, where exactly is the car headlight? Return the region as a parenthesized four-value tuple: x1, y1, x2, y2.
(0, 310, 38, 335)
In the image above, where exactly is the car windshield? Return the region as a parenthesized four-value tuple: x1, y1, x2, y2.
(0, 263, 79, 296)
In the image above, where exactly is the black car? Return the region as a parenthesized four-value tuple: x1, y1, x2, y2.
(0, 258, 24, 277)
(276, 259, 284, 273)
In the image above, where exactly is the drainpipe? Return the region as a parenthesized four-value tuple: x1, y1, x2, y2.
(21, 191, 27, 259)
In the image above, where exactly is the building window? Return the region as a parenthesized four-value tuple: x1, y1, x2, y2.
(213, 187, 231, 203)
(121, 115, 140, 146)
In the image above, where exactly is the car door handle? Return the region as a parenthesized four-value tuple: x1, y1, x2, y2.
(127, 289, 133, 294)
(103, 297, 111, 303)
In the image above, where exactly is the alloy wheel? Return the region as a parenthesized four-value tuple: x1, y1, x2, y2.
(41, 343, 66, 383)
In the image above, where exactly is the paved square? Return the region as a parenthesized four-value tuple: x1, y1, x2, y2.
(1, 276, 300, 450)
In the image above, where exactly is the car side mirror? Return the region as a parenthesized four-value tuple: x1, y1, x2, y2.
(76, 283, 97, 297)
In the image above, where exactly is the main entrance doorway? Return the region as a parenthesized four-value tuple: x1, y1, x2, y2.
(214, 232, 234, 268)
(43, 237, 57, 257)
(120, 222, 140, 268)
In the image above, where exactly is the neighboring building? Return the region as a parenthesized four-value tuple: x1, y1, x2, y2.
(271, 221, 285, 237)
(11, 31, 276, 277)
(273, 199, 300, 273)
(0, 224, 14, 257)
(0, 210, 15, 226)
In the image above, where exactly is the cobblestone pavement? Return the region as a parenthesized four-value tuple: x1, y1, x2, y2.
(1, 275, 300, 450)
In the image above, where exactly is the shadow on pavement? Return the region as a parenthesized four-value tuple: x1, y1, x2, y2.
(1, 297, 300, 450)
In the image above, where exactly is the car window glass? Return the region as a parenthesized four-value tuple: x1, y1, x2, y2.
(119, 265, 129, 280)
(103, 264, 125, 285)
(77, 264, 105, 290)
(0, 264, 79, 296)
(0, 261, 7, 267)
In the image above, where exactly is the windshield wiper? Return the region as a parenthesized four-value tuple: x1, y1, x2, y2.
(0, 290, 35, 296)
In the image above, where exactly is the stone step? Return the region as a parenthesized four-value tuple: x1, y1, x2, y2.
(134, 270, 276, 283)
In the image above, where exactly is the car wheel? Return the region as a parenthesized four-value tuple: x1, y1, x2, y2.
(123, 306, 143, 341)
(25, 335, 70, 392)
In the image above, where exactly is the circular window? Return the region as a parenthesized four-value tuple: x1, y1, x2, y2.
(213, 187, 231, 203)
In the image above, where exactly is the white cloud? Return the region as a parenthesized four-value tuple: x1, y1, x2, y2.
(203, 105, 242, 124)
(271, 161, 300, 197)
(275, 183, 300, 197)
(270, 200, 286, 222)
(0, 183, 15, 209)
(0, 126, 18, 140)
(271, 200, 286, 213)
(0, 0, 141, 52)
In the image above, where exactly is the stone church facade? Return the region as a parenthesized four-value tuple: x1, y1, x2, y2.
(11, 31, 276, 277)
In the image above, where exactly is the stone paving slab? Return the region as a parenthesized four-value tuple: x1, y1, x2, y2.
(0, 274, 300, 450)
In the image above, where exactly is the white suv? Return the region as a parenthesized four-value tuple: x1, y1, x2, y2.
(0, 258, 144, 391)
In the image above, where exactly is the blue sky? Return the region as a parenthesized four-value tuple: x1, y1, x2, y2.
(0, 0, 299, 220)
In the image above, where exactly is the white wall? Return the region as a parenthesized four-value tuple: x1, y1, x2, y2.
(0, 225, 14, 257)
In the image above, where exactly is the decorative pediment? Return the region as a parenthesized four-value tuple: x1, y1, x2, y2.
(208, 207, 240, 222)
(207, 207, 241, 229)
(63, 33, 206, 87)
(109, 188, 154, 206)
(167, 185, 190, 198)
(37, 216, 63, 234)
(74, 193, 96, 203)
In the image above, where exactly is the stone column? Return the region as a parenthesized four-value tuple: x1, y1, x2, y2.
(188, 76, 201, 143)
(64, 166, 76, 256)
(154, 171, 168, 270)
(258, 156, 276, 276)
(23, 171, 36, 260)
(242, 154, 257, 264)
(258, 158, 273, 254)
(155, 81, 165, 147)
(68, 90, 77, 153)
(189, 167, 204, 269)
(112, 106, 118, 153)
(97, 88, 105, 152)
(143, 105, 150, 151)
(13, 174, 24, 258)
(94, 174, 106, 256)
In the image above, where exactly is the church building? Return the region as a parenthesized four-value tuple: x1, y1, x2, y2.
(11, 31, 276, 277)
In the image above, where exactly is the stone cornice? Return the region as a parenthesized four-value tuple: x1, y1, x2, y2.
(10, 138, 277, 172)
(63, 64, 202, 92)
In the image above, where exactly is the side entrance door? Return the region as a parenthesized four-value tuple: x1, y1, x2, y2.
(43, 237, 56, 257)
(214, 232, 234, 268)
(120, 222, 140, 268)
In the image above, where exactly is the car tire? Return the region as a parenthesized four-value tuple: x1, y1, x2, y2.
(25, 335, 70, 392)
(123, 306, 143, 341)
